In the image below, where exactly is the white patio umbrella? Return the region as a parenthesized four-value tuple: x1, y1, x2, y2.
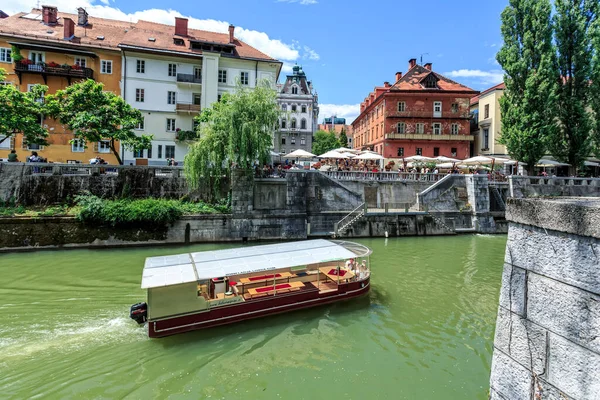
(433, 156, 460, 163)
(340, 152, 357, 158)
(459, 156, 510, 165)
(284, 149, 316, 158)
(535, 159, 570, 167)
(404, 155, 436, 162)
(355, 152, 384, 160)
(334, 147, 359, 154)
(318, 150, 348, 159)
(437, 162, 468, 169)
(584, 161, 600, 167)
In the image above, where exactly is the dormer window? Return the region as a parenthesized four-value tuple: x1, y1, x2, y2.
(421, 73, 439, 89)
(291, 86, 298, 95)
(173, 38, 184, 46)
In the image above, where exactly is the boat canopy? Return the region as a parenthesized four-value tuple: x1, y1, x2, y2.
(141, 239, 370, 289)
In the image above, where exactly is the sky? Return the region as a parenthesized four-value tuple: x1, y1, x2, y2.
(3, 0, 509, 123)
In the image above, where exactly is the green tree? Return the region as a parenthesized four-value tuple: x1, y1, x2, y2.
(548, 0, 598, 174)
(45, 79, 151, 165)
(184, 80, 279, 190)
(312, 130, 340, 155)
(0, 68, 49, 148)
(497, 0, 558, 175)
(591, 11, 600, 156)
(338, 127, 348, 147)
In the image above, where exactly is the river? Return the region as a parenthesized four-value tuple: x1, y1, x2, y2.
(0, 235, 505, 399)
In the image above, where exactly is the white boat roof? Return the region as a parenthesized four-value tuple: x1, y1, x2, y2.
(141, 239, 368, 289)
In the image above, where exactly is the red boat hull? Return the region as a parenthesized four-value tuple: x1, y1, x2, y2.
(148, 277, 370, 338)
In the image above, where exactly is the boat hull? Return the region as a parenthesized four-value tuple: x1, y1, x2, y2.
(148, 277, 370, 338)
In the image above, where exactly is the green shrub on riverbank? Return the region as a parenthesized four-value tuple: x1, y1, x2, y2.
(75, 195, 228, 226)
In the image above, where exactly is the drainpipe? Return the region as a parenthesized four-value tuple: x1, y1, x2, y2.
(121, 51, 128, 164)
(255, 61, 258, 86)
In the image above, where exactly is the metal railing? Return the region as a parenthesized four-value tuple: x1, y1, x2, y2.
(334, 202, 365, 236)
(176, 73, 202, 84)
(14, 61, 94, 79)
(322, 171, 445, 182)
(1, 162, 184, 177)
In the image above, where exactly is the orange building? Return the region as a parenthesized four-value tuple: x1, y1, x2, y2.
(0, 7, 125, 163)
(352, 59, 479, 159)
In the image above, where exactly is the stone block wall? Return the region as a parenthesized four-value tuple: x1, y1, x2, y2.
(490, 198, 600, 400)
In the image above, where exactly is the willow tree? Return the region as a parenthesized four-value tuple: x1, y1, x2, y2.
(184, 80, 279, 190)
(548, 0, 598, 174)
(496, 0, 558, 175)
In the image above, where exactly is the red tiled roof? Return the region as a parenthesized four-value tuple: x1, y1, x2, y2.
(0, 8, 277, 61)
(470, 82, 505, 105)
(390, 64, 478, 93)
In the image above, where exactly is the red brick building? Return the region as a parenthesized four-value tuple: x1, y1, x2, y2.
(352, 59, 478, 159)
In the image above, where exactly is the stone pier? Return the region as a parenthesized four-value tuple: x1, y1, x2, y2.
(489, 197, 600, 400)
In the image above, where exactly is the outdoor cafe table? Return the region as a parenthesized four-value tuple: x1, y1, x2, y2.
(319, 267, 355, 283)
(246, 281, 305, 298)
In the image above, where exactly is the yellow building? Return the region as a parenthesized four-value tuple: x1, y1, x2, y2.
(470, 82, 507, 156)
(0, 7, 125, 163)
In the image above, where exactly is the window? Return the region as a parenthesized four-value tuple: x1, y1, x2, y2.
(423, 74, 438, 88)
(193, 93, 201, 105)
(451, 147, 457, 157)
(281, 119, 286, 129)
(281, 137, 286, 145)
(168, 63, 177, 77)
(291, 118, 297, 129)
(416, 148, 422, 156)
(98, 140, 110, 153)
(301, 137, 306, 145)
(165, 145, 175, 159)
(218, 69, 227, 83)
(74, 57, 86, 68)
(71, 139, 85, 153)
(301, 105, 307, 113)
(433, 147, 440, 157)
(136, 60, 145, 73)
(291, 137, 296, 145)
(291, 86, 298, 94)
(483, 128, 489, 149)
(433, 101, 442, 118)
(101, 60, 112, 74)
(398, 101, 406, 112)
(281, 148, 285, 154)
(240, 71, 249, 85)
(194, 67, 202, 80)
(397, 123, 405, 134)
(27, 143, 42, 151)
(282, 104, 287, 111)
(193, 119, 200, 131)
(484, 104, 490, 119)
(167, 91, 177, 105)
(166, 118, 176, 132)
(451, 124, 459, 135)
(301, 119, 307, 130)
(158, 145, 163, 159)
(147, 146, 152, 159)
(291, 105, 297, 112)
(135, 89, 145, 102)
(433, 123, 441, 135)
(451, 103, 459, 113)
(133, 149, 143, 158)
(0, 48, 11, 63)
(217, 94, 222, 102)
(416, 123, 424, 134)
(29, 51, 44, 63)
(136, 118, 145, 130)
(397, 147, 404, 157)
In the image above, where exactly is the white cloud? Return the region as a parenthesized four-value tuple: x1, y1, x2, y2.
(276, 0, 318, 4)
(445, 69, 504, 86)
(281, 63, 294, 73)
(319, 104, 360, 125)
(2, 1, 301, 62)
(303, 46, 320, 61)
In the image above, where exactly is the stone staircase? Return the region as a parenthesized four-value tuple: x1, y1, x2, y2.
(333, 203, 365, 237)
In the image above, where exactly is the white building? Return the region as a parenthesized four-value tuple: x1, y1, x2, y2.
(120, 18, 282, 165)
(274, 65, 319, 155)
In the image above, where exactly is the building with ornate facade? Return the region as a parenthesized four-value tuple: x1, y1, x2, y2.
(274, 65, 318, 154)
(470, 82, 507, 157)
(352, 59, 478, 159)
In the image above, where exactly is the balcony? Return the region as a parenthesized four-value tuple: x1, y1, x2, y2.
(385, 133, 474, 141)
(176, 73, 202, 84)
(176, 102, 201, 113)
(14, 61, 94, 84)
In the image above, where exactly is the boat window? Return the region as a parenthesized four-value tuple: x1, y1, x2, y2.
(197, 280, 209, 300)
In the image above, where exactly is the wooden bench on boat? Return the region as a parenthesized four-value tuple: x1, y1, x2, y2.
(245, 281, 305, 299)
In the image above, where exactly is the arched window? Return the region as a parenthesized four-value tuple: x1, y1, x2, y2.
(291, 118, 297, 129)
(301, 119, 307, 130)
(281, 119, 286, 129)
(292, 86, 298, 95)
(282, 104, 287, 111)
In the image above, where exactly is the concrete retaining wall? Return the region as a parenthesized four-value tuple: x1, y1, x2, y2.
(509, 176, 600, 198)
(490, 197, 600, 400)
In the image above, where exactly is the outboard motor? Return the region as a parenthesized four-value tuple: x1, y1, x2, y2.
(130, 302, 148, 324)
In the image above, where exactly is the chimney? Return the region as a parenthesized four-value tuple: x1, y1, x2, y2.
(175, 17, 188, 36)
(384, 81, 390, 88)
(360, 103, 365, 112)
(395, 72, 402, 81)
(77, 7, 88, 26)
(424, 62, 432, 70)
(228, 24, 235, 44)
(42, 5, 58, 25)
(408, 58, 417, 69)
(63, 17, 75, 40)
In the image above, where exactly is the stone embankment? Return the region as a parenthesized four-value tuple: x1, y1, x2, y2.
(489, 197, 600, 399)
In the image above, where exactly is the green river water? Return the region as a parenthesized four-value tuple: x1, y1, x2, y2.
(0, 235, 506, 400)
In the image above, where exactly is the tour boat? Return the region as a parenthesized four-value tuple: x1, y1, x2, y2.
(129, 239, 372, 337)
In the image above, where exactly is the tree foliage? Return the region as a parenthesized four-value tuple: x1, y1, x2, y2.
(591, 9, 600, 156)
(548, 0, 598, 173)
(497, 0, 558, 174)
(312, 130, 340, 155)
(184, 80, 279, 190)
(0, 68, 49, 147)
(45, 79, 151, 165)
(338, 127, 348, 148)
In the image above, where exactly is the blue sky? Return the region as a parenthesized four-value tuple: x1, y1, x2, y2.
(5, 0, 509, 122)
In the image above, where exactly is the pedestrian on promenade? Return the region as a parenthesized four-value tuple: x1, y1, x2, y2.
(8, 150, 18, 162)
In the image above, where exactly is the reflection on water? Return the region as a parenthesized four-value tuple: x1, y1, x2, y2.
(0, 235, 505, 399)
